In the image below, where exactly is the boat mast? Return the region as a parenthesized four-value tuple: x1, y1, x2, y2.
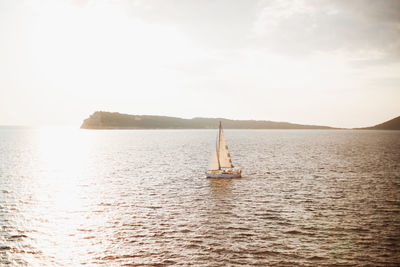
(216, 121, 221, 170)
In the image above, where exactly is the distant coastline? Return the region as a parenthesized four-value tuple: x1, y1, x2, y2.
(81, 111, 336, 130)
(356, 115, 400, 130)
(80, 111, 400, 130)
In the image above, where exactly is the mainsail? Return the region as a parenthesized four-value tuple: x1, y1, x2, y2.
(208, 122, 234, 170)
(218, 124, 233, 168)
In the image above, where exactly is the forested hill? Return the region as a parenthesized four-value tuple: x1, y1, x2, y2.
(80, 111, 335, 129)
(359, 116, 400, 130)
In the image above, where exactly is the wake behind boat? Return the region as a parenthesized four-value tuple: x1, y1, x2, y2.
(206, 122, 242, 178)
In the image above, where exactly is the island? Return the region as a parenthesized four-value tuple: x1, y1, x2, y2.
(80, 111, 336, 129)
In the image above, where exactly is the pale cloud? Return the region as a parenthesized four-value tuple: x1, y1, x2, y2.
(122, 0, 258, 49)
(252, 0, 400, 62)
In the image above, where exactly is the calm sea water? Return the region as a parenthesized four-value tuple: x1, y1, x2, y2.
(0, 127, 399, 266)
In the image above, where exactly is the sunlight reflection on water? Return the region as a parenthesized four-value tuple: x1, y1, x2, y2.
(24, 128, 102, 265)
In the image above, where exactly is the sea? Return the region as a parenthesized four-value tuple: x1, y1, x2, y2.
(0, 127, 399, 266)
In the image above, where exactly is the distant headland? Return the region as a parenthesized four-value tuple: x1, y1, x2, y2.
(357, 115, 400, 130)
(81, 111, 335, 129)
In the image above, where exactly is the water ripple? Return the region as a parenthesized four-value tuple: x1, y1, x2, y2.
(0, 128, 399, 266)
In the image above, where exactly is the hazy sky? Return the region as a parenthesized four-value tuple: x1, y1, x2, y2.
(0, 0, 399, 128)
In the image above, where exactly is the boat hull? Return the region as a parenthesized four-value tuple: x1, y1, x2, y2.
(206, 170, 242, 178)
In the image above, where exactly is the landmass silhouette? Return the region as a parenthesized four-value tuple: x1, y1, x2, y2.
(357, 115, 400, 130)
(80, 111, 399, 130)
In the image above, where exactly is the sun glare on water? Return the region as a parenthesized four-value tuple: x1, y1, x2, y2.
(34, 127, 90, 204)
(26, 127, 107, 265)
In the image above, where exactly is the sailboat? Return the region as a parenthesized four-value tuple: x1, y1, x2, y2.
(206, 122, 242, 178)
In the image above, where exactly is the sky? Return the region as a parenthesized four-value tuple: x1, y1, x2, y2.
(0, 0, 399, 128)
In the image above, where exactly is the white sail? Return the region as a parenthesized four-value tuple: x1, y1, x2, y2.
(208, 149, 220, 170)
(218, 125, 234, 168)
